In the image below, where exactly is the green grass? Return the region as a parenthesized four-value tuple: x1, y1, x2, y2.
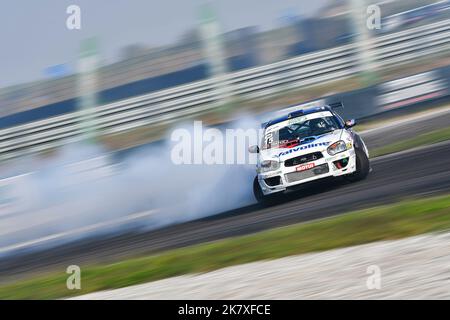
(1, 194, 450, 299)
(371, 126, 450, 158)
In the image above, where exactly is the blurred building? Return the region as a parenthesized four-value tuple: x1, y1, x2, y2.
(0, 0, 448, 128)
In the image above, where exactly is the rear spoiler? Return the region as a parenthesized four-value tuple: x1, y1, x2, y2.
(328, 102, 344, 109)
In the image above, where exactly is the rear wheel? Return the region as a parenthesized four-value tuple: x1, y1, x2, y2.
(253, 177, 280, 207)
(346, 149, 370, 182)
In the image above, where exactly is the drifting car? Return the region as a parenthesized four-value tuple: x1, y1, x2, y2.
(249, 103, 370, 205)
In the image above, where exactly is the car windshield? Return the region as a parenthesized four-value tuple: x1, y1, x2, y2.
(262, 115, 342, 150)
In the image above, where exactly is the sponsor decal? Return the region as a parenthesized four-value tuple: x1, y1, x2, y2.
(288, 116, 306, 125)
(277, 142, 330, 157)
(296, 163, 315, 172)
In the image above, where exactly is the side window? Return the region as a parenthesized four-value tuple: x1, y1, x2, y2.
(333, 113, 345, 128)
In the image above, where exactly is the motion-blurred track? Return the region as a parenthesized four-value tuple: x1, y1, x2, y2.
(1, 110, 450, 282)
(1, 141, 450, 281)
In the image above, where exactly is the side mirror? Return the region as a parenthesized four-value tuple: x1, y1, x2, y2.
(345, 119, 356, 128)
(248, 145, 260, 154)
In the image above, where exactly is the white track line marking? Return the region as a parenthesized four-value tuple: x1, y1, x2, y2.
(360, 105, 450, 136)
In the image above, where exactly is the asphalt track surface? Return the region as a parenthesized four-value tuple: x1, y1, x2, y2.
(1, 111, 450, 282)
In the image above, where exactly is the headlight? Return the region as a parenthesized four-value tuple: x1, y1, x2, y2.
(259, 160, 280, 173)
(327, 140, 347, 156)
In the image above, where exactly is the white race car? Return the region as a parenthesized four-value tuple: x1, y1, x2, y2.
(249, 103, 370, 205)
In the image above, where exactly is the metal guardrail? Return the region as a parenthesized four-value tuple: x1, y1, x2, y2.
(373, 19, 450, 67)
(1, 19, 450, 161)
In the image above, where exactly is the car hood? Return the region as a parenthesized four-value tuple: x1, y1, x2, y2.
(260, 130, 343, 162)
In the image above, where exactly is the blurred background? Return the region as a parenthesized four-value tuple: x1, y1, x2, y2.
(0, 0, 450, 299)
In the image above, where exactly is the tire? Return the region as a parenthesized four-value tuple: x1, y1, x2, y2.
(346, 148, 370, 182)
(253, 177, 280, 207)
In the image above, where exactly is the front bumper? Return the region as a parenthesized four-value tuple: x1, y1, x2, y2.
(258, 149, 357, 196)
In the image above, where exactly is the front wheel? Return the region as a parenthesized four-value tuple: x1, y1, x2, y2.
(253, 177, 280, 207)
(346, 149, 370, 182)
